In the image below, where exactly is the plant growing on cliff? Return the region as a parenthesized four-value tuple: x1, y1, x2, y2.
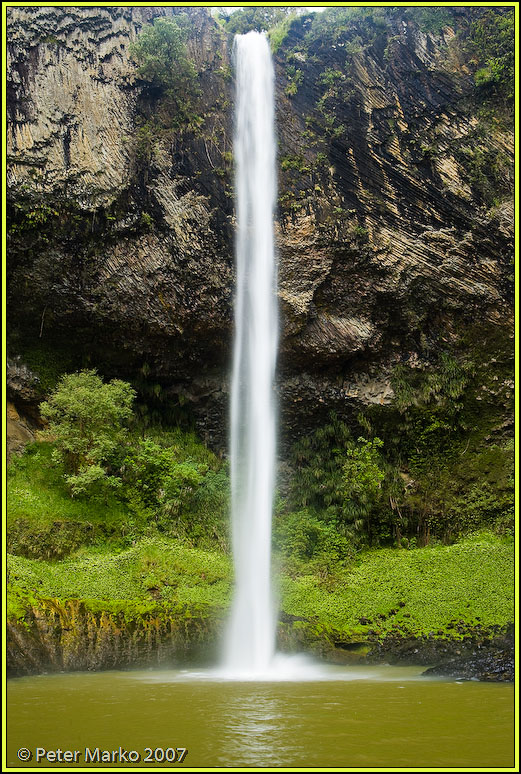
(469, 9, 514, 104)
(40, 370, 135, 496)
(289, 414, 352, 519)
(341, 437, 385, 541)
(129, 16, 200, 129)
(403, 7, 453, 34)
(130, 16, 195, 93)
(218, 6, 299, 52)
(222, 7, 294, 35)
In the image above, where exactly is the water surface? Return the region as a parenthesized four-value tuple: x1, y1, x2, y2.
(7, 666, 514, 768)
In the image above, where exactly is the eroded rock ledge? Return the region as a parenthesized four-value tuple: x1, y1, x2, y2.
(7, 600, 513, 682)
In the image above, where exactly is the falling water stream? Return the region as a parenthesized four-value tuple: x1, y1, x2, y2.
(224, 31, 278, 677)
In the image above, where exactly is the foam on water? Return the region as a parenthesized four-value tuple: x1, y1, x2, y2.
(133, 658, 432, 684)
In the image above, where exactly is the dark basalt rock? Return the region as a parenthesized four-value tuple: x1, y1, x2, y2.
(5, 6, 514, 448)
(422, 649, 514, 682)
(364, 625, 514, 682)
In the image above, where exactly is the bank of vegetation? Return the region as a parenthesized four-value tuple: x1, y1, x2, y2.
(6, 360, 514, 661)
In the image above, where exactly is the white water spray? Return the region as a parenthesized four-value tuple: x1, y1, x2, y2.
(224, 31, 278, 677)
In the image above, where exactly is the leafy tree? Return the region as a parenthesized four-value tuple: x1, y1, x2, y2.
(222, 7, 295, 35)
(129, 15, 200, 128)
(343, 437, 384, 499)
(40, 370, 135, 496)
(123, 437, 175, 509)
(162, 460, 206, 518)
(342, 437, 385, 541)
(469, 9, 514, 103)
(122, 437, 229, 547)
(130, 16, 195, 92)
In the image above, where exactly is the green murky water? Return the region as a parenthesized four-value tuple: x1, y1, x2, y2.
(7, 665, 514, 769)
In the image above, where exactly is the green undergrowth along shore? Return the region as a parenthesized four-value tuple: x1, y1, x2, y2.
(7, 532, 513, 642)
(278, 531, 513, 641)
(7, 367, 514, 653)
(7, 443, 131, 559)
(6, 538, 232, 623)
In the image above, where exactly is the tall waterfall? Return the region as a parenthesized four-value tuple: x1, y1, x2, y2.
(224, 31, 278, 676)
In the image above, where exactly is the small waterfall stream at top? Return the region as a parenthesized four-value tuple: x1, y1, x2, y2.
(223, 31, 278, 678)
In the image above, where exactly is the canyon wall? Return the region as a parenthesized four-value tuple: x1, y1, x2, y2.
(6, 6, 514, 446)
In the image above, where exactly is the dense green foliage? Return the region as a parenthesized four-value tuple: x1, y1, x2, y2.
(9, 372, 230, 557)
(7, 345, 514, 646)
(273, 508, 353, 576)
(469, 9, 514, 104)
(130, 16, 197, 95)
(129, 15, 201, 132)
(7, 442, 131, 559)
(8, 432, 229, 558)
(123, 435, 229, 550)
(218, 7, 300, 53)
(402, 7, 454, 34)
(283, 333, 514, 551)
(304, 6, 390, 47)
(279, 531, 513, 639)
(7, 538, 232, 619)
(40, 370, 135, 496)
(220, 7, 294, 35)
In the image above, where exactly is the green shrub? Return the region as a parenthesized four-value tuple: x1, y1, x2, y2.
(318, 68, 344, 88)
(129, 16, 200, 130)
(268, 12, 299, 53)
(223, 7, 294, 35)
(122, 434, 229, 548)
(403, 7, 453, 34)
(305, 6, 390, 48)
(273, 508, 352, 575)
(469, 9, 514, 103)
(7, 442, 132, 558)
(130, 16, 196, 94)
(40, 370, 135, 497)
(342, 437, 385, 540)
(289, 413, 352, 519)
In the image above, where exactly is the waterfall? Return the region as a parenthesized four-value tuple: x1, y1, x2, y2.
(224, 31, 278, 676)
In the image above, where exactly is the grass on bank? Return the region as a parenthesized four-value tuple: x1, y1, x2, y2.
(7, 530, 513, 640)
(7, 403, 514, 642)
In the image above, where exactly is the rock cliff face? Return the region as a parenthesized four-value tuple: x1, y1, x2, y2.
(7, 598, 221, 675)
(7, 7, 514, 445)
(7, 597, 513, 680)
